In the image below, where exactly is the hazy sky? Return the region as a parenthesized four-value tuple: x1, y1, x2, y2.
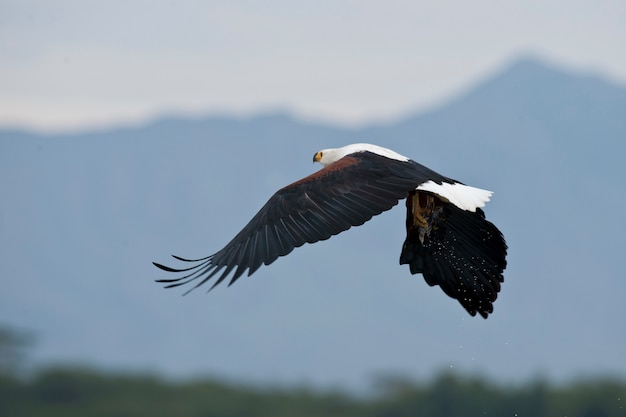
(2, 0, 625, 131)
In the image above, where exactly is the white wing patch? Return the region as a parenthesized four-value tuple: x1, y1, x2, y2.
(416, 181, 492, 212)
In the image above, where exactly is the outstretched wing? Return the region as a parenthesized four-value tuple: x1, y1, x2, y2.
(154, 152, 431, 293)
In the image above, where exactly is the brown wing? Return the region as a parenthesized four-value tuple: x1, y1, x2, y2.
(154, 152, 432, 293)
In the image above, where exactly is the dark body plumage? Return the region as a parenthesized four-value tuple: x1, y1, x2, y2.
(155, 148, 507, 318)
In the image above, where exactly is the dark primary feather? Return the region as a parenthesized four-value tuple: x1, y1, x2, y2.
(154, 152, 440, 293)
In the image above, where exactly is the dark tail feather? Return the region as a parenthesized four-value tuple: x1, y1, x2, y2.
(400, 204, 507, 319)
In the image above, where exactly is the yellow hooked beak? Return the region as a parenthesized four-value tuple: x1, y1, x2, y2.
(313, 151, 323, 163)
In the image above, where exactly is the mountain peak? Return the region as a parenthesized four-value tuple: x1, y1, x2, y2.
(400, 55, 626, 127)
(473, 55, 625, 100)
(499, 55, 562, 77)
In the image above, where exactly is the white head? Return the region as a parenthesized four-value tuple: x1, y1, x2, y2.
(313, 143, 409, 167)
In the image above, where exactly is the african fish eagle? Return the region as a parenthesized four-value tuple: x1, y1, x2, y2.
(154, 143, 507, 318)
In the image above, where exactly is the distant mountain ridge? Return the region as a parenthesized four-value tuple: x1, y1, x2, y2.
(1, 57, 625, 390)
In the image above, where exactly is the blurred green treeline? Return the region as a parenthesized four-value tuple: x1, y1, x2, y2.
(1, 326, 624, 417)
(1, 367, 624, 417)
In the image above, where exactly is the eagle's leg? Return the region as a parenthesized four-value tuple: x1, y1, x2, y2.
(399, 191, 443, 274)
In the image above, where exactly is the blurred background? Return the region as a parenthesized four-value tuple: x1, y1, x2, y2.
(1, 1, 625, 415)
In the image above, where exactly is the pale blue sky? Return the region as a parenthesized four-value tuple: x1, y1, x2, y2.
(2, 0, 625, 131)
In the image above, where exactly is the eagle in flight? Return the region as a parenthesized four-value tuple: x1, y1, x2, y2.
(154, 143, 507, 318)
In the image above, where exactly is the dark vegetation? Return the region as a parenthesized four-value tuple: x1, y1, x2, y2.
(1, 326, 624, 417)
(1, 367, 624, 417)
